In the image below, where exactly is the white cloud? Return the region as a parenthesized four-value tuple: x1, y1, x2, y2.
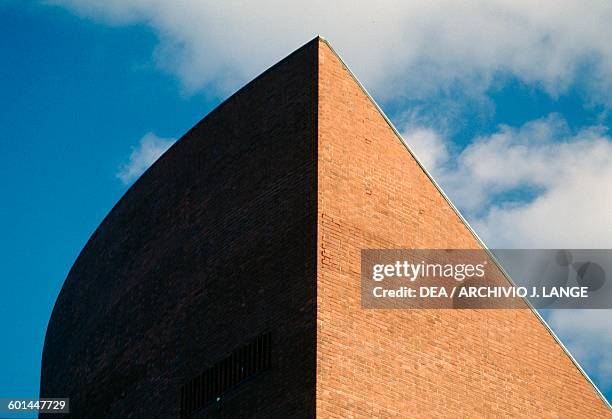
(401, 127, 449, 171)
(116, 132, 175, 184)
(48, 0, 612, 105)
(474, 163, 612, 248)
(403, 115, 612, 248)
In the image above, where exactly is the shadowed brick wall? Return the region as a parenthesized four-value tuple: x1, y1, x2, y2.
(41, 40, 318, 418)
(316, 39, 608, 417)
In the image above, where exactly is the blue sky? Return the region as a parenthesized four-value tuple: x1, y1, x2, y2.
(1, 1, 611, 414)
(0, 2, 218, 405)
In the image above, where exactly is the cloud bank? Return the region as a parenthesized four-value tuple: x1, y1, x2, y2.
(403, 115, 612, 248)
(49, 0, 612, 106)
(116, 132, 175, 184)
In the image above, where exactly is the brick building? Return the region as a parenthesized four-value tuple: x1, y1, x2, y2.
(41, 37, 610, 417)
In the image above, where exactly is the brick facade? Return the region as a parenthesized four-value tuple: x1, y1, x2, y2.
(41, 40, 318, 418)
(40, 38, 609, 417)
(316, 39, 608, 417)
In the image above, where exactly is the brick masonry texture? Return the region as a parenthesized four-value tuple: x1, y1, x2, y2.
(41, 40, 318, 418)
(40, 38, 609, 418)
(316, 39, 609, 417)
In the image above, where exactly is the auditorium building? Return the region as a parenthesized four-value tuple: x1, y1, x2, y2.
(40, 37, 610, 417)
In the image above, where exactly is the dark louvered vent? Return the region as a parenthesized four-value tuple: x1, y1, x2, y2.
(180, 332, 272, 417)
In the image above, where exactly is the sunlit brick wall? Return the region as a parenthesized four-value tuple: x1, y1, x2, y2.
(316, 39, 608, 418)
